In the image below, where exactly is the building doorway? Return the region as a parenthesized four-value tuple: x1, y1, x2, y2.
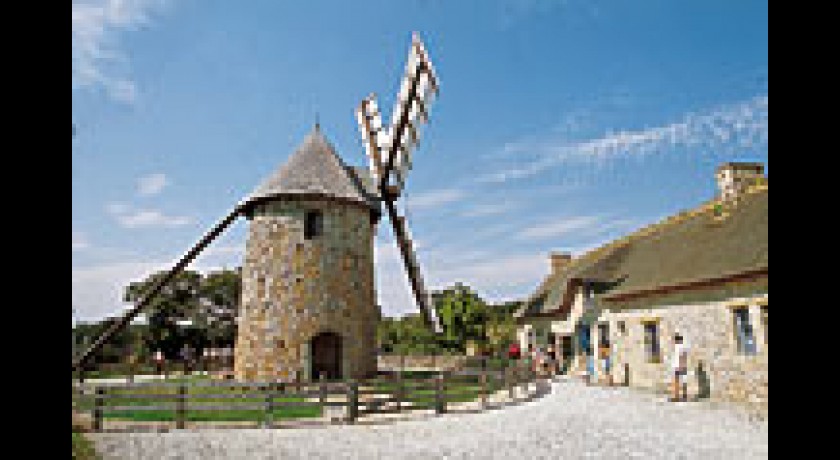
(311, 332, 342, 380)
(560, 335, 573, 374)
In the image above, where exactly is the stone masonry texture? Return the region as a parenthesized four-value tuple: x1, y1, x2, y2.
(234, 198, 379, 382)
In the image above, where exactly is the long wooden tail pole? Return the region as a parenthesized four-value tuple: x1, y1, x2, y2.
(383, 197, 437, 330)
(72, 207, 243, 371)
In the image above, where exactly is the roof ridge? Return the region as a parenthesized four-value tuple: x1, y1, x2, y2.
(572, 182, 768, 268)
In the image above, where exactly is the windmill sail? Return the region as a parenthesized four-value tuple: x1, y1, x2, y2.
(356, 31, 442, 334)
(356, 95, 386, 184)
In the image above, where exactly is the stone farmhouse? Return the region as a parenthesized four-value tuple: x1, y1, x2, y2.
(514, 162, 768, 408)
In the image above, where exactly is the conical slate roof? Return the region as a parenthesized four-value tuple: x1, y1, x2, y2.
(240, 126, 380, 212)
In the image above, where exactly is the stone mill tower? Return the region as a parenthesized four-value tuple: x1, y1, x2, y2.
(234, 125, 381, 382)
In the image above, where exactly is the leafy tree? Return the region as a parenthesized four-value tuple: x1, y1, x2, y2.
(432, 283, 489, 352)
(199, 268, 241, 349)
(124, 270, 204, 359)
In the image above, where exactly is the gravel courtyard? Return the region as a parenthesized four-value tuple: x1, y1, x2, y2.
(91, 378, 768, 459)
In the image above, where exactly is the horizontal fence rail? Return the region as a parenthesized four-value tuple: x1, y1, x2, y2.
(72, 360, 538, 432)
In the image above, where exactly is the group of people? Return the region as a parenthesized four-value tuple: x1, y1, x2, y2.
(506, 332, 691, 402)
(507, 342, 561, 378)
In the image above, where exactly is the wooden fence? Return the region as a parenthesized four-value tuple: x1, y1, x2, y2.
(72, 362, 537, 432)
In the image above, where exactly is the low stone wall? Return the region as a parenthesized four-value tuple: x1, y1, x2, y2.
(377, 354, 467, 371)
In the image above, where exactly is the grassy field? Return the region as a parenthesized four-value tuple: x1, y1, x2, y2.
(367, 373, 500, 404)
(71, 371, 512, 423)
(72, 431, 99, 460)
(74, 381, 324, 422)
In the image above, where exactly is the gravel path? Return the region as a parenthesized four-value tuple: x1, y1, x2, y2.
(91, 379, 768, 459)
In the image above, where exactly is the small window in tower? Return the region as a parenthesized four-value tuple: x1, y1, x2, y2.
(304, 210, 323, 240)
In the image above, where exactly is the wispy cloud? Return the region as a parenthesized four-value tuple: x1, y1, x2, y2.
(461, 202, 519, 218)
(72, 0, 171, 103)
(137, 173, 168, 196)
(517, 215, 639, 241)
(518, 215, 603, 240)
(479, 94, 769, 183)
(106, 202, 191, 228)
(72, 231, 90, 251)
(406, 188, 466, 210)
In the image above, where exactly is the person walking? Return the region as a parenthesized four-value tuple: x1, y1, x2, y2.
(670, 334, 689, 402)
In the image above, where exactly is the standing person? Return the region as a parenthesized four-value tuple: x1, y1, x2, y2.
(153, 349, 165, 377)
(599, 342, 613, 386)
(180, 344, 194, 375)
(670, 334, 689, 402)
(525, 345, 534, 375)
(508, 342, 521, 361)
(545, 345, 555, 377)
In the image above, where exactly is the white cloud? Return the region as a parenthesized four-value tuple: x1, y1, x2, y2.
(517, 215, 640, 241)
(461, 202, 519, 218)
(406, 188, 465, 210)
(72, 254, 238, 322)
(137, 173, 169, 196)
(73, 231, 90, 251)
(72, 0, 170, 103)
(479, 94, 769, 183)
(106, 202, 191, 228)
(72, 260, 169, 322)
(517, 215, 604, 240)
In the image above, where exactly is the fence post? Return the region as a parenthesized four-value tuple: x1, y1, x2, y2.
(93, 386, 104, 432)
(264, 382, 275, 428)
(435, 373, 445, 414)
(176, 383, 187, 429)
(396, 368, 404, 412)
(346, 380, 358, 423)
(506, 366, 514, 399)
(480, 371, 488, 409)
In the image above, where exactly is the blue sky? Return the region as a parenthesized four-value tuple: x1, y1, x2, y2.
(72, 0, 769, 322)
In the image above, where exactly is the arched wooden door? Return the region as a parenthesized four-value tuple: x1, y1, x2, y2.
(311, 332, 342, 380)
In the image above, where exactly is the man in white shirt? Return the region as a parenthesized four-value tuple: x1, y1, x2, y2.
(670, 334, 689, 402)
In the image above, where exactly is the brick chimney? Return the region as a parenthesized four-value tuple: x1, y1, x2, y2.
(550, 252, 573, 274)
(715, 162, 765, 201)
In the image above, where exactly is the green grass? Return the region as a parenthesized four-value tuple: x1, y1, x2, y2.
(72, 431, 99, 460)
(71, 372, 509, 424)
(367, 375, 492, 404)
(74, 381, 324, 422)
(104, 400, 321, 422)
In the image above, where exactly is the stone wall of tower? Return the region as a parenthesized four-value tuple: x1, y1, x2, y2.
(234, 198, 379, 382)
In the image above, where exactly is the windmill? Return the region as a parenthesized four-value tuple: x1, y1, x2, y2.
(356, 32, 442, 332)
(72, 32, 443, 372)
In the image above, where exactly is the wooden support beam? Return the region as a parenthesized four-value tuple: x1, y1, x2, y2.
(72, 207, 242, 371)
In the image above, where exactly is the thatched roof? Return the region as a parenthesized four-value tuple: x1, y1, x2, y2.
(516, 185, 768, 319)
